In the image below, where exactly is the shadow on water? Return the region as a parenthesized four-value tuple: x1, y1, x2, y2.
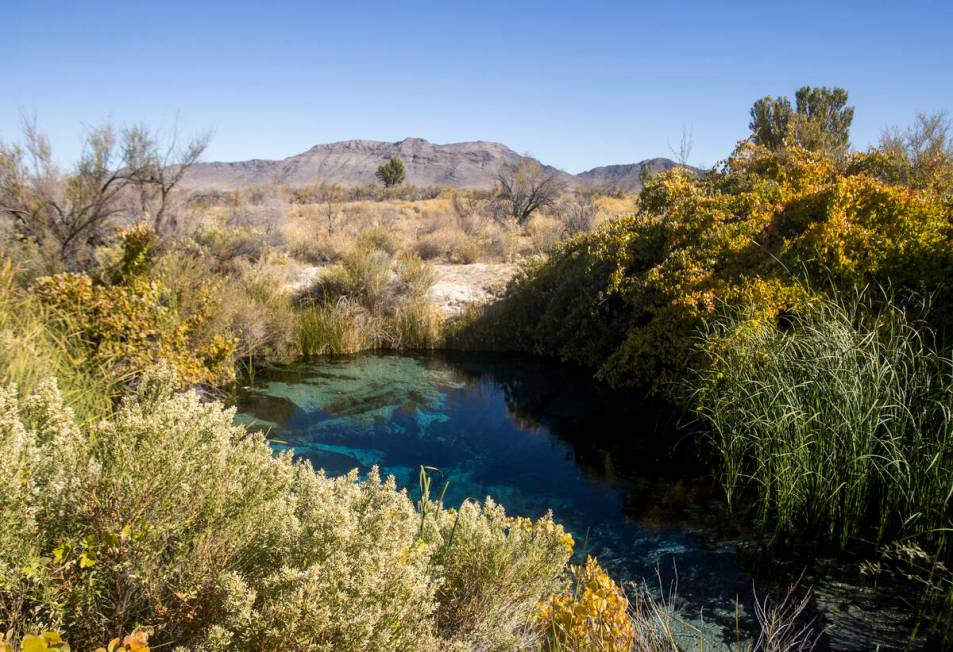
(233, 352, 930, 650)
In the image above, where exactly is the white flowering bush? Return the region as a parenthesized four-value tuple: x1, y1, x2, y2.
(0, 367, 576, 650)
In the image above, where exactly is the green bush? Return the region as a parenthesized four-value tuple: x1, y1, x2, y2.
(0, 369, 576, 650)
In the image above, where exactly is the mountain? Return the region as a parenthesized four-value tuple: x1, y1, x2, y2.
(182, 137, 681, 191)
(575, 158, 684, 191)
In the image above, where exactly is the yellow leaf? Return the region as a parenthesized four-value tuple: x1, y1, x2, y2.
(21, 635, 48, 652)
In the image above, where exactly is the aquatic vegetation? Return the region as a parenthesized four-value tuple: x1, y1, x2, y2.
(695, 292, 953, 555)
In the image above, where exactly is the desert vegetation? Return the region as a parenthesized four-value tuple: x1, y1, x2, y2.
(1, 85, 951, 649)
(452, 87, 953, 644)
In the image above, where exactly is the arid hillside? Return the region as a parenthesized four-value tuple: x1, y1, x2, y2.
(184, 137, 681, 191)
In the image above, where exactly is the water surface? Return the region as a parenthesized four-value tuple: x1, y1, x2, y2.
(234, 352, 925, 649)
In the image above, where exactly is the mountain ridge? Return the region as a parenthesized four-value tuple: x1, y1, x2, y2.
(183, 137, 685, 191)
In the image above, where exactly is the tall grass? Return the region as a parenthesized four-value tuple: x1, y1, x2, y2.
(695, 291, 953, 555)
(295, 234, 443, 356)
(0, 262, 115, 420)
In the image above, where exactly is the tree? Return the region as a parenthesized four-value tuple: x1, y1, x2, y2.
(749, 86, 853, 153)
(316, 183, 343, 235)
(750, 96, 793, 150)
(0, 119, 207, 268)
(125, 124, 210, 234)
(496, 157, 565, 226)
(376, 157, 405, 187)
(880, 112, 953, 193)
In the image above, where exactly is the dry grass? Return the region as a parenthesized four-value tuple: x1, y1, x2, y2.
(188, 186, 640, 269)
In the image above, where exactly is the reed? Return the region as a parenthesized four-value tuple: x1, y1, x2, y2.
(0, 262, 115, 420)
(695, 291, 953, 555)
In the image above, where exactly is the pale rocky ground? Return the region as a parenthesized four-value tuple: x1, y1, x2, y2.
(286, 262, 517, 315)
(427, 263, 516, 315)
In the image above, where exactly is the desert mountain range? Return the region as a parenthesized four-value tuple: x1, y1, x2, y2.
(182, 138, 683, 191)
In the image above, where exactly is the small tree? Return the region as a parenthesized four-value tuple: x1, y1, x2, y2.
(749, 86, 854, 154)
(495, 157, 565, 226)
(316, 183, 343, 235)
(0, 119, 207, 269)
(376, 157, 405, 187)
(880, 112, 953, 193)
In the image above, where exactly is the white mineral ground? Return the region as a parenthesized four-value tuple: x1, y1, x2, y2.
(287, 262, 517, 316)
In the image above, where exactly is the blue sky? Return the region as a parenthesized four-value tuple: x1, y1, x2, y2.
(2, 1, 951, 172)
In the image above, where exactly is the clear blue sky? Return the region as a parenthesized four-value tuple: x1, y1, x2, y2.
(3, 0, 951, 172)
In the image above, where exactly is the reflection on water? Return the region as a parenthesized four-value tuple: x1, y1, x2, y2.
(234, 352, 927, 650)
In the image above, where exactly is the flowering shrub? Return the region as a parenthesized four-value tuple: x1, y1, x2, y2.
(1, 632, 70, 652)
(0, 369, 574, 650)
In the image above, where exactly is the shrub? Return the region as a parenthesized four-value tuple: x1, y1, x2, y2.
(538, 556, 634, 652)
(448, 236, 483, 264)
(0, 262, 113, 420)
(454, 142, 953, 394)
(31, 272, 235, 387)
(427, 503, 574, 648)
(0, 371, 576, 650)
(295, 238, 442, 355)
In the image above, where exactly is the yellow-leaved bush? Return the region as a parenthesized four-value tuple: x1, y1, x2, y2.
(538, 556, 634, 651)
(0, 629, 150, 652)
(30, 225, 237, 387)
(0, 367, 574, 651)
(452, 142, 953, 396)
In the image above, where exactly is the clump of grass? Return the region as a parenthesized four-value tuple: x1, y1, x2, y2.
(295, 238, 442, 355)
(296, 297, 377, 355)
(0, 261, 114, 420)
(695, 290, 953, 555)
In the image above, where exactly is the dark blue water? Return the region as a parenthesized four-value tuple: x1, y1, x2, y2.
(234, 352, 927, 650)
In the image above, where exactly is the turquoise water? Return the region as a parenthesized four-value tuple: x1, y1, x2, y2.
(234, 352, 927, 649)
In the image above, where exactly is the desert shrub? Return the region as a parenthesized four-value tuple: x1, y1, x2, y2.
(357, 224, 402, 256)
(538, 556, 634, 652)
(695, 293, 953, 554)
(286, 223, 354, 263)
(448, 236, 483, 264)
(0, 372, 576, 650)
(425, 502, 574, 648)
(554, 193, 597, 235)
(415, 234, 446, 260)
(485, 225, 520, 262)
(32, 271, 234, 387)
(454, 142, 953, 392)
(524, 215, 565, 255)
(192, 224, 270, 272)
(415, 225, 487, 264)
